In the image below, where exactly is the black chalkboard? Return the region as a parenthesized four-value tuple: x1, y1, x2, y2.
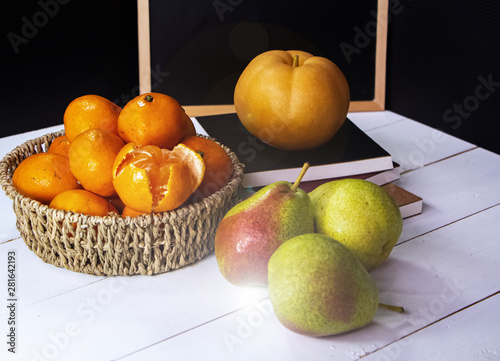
(142, 0, 387, 111)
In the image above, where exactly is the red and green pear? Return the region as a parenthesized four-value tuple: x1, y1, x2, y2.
(214, 167, 314, 287)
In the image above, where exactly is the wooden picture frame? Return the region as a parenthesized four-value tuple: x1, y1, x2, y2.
(137, 0, 388, 116)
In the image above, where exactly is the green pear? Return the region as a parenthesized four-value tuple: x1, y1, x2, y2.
(268, 233, 380, 336)
(309, 179, 402, 271)
(215, 164, 314, 287)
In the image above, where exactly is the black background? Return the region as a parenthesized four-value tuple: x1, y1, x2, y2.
(1, 0, 499, 154)
(386, 0, 500, 155)
(0, 0, 138, 137)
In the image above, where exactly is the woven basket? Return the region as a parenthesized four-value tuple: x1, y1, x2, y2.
(0, 131, 244, 276)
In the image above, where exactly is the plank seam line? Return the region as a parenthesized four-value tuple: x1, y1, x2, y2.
(363, 116, 407, 133)
(358, 290, 500, 360)
(112, 296, 271, 361)
(399, 145, 479, 177)
(28, 278, 109, 307)
(1, 236, 22, 245)
(396, 202, 500, 247)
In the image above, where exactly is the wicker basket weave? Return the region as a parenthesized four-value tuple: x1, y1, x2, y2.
(0, 131, 244, 276)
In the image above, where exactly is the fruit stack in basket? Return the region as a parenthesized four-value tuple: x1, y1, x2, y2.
(0, 92, 244, 276)
(12, 93, 235, 216)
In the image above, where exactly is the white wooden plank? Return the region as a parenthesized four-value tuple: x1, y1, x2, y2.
(362, 293, 500, 361)
(347, 110, 406, 132)
(0, 204, 19, 243)
(113, 205, 500, 361)
(119, 298, 323, 361)
(0, 238, 104, 306)
(397, 148, 500, 243)
(0, 252, 268, 361)
(365, 118, 475, 173)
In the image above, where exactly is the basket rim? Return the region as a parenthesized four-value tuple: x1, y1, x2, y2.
(0, 130, 245, 226)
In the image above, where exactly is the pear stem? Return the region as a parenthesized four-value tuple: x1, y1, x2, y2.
(291, 162, 310, 192)
(293, 55, 299, 68)
(379, 303, 405, 313)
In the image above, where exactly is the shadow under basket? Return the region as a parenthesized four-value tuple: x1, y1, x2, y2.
(0, 131, 245, 276)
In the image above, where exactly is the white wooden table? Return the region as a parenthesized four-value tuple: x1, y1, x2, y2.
(1, 111, 499, 361)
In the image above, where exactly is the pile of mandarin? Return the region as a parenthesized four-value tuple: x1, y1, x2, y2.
(12, 93, 234, 217)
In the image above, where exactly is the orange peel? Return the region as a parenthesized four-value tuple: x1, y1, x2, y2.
(112, 143, 205, 213)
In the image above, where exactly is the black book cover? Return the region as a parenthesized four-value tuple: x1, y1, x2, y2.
(195, 113, 393, 187)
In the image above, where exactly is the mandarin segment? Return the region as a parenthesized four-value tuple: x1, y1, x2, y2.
(112, 143, 156, 211)
(12, 152, 81, 204)
(117, 92, 187, 149)
(112, 143, 204, 213)
(63, 94, 121, 141)
(172, 143, 205, 194)
(68, 128, 125, 197)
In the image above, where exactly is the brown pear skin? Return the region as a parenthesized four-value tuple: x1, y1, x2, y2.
(268, 233, 380, 336)
(214, 181, 314, 287)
